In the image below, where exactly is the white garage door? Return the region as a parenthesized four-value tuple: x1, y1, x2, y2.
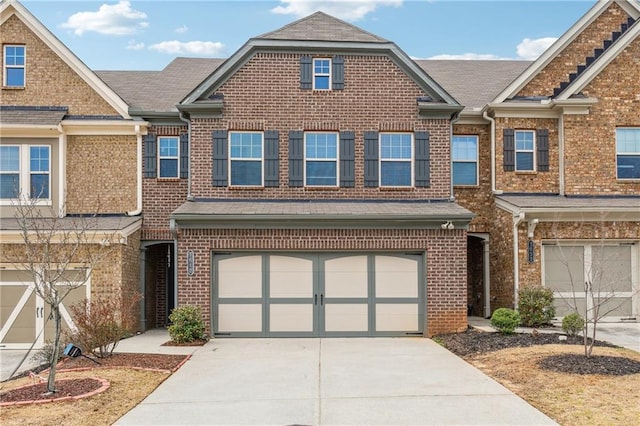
(212, 253, 425, 337)
(0, 269, 89, 349)
(543, 244, 638, 321)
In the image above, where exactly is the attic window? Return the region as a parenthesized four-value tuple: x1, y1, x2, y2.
(300, 56, 344, 91)
(3, 45, 25, 88)
(313, 58, 331, 90)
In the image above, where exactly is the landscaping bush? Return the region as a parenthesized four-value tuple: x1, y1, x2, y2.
(34, 339, 65, 365)
(518, 287, 556, 327)
(490, 308, 521, 334)
(562, 312, 585, 336)
(67, 293, 140, 358)
(168, 305, 206, 343)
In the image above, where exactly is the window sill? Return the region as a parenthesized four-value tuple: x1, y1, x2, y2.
(156, 178, 182, 182)
(514, 171, 538, 175)
(454, 184, 479, 188)
(379, 186, 414, 191)
(228, 186, 265, 190)
(0, 199, 52, 206)
(2, 86, 25, 90)
(616, 179, 640, 183)
(304, 186, 340, 190)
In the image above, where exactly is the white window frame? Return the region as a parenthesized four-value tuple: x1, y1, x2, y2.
(452, 135, 479, 186)
(228, 131, 264, 187)
(313, 58, 331, 91)
(3, 45, 26, 88)
(515, 130, 536, 172)
(0, 144, 51, 205)
(157, 136, 180, 179)
(303, 132, 339, 187)
(379, 133, 414, 187)
(615, 127, 640, 180)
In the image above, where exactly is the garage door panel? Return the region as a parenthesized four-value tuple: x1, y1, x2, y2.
(324, 304, 368, 332)
(376, 303, 419, 332)
(324, 256, 368, 298)
(218, 256, 262, 298)
(270, 304, 314, 332)
(375, 256, 418, 298)
(0, 286, 36, 345)
(270, 256, 313, 298)
(218, 304, 262, 332)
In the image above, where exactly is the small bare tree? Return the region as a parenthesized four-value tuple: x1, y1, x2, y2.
(547, 219, 637, 358)
(7, 199, 116, 393)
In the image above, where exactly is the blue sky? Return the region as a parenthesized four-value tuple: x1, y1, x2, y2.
(21, 0, 596, 70)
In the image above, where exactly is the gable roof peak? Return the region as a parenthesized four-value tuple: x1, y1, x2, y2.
(257, 11, 388, 43)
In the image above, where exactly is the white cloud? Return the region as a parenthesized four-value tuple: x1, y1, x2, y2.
(175, 25, 188, 34)
(148, 41, 225, 56)
(126, 40, 145, 51)
(516, 37, 558, 60)
(61, 1, 148, 36)
(271, 0, 403, 21)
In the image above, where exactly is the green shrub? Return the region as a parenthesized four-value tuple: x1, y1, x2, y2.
(168, 305, 206, 343)
(518, 287, 556, 327)
(490, 308, 521, 334)
(562, 313, 585, 336)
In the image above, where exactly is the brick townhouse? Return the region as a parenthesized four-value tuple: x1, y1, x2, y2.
(1, 0, 638, 346)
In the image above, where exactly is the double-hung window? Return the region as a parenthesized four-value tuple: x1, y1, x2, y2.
(230, 132, 263, 186)
(158, 137, 179, 178)
(0, 145, 50, 200)
(4, 45, 25, 87)
(380, 133, 413, 187)
(452, 135, 478, 185)
(305, 133, 338, 186)
(515, 130, 535, 171)
(616, 128, 640, 179)
(313, 58, 331, 90)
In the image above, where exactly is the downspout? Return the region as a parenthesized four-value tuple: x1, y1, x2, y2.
(126, 124, 143, 216)
(558, 113, 565, 196)
(513, 212, 525, 309)
(57, 124, 66, 217)
(139, 245, 147, 331)
(178, 111, 194, 201)
(170, 218, 179, 309)
(482, 109, 501, 194)
(482, 239, 491, 318)
(449, 111, 461, 201)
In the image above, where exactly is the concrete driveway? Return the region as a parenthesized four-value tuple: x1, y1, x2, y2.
(116, 338, 555, 425)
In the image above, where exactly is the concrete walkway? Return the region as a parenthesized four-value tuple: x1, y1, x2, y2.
(116, 337, 556, 425)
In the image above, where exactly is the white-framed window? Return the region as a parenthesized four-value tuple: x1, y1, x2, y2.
(515, 130, 535, 171)
(380, 133, 413, 187)
(0, 144, 50, 201)
(313, 58, 331, 90)
(452, 135, 478, 186)
(158, 136, 179, 178)
(616, 128, 640, 180)
(229, 131, 263, 186)
(305, 132, 338, 186)
(4, 45, 25, 87)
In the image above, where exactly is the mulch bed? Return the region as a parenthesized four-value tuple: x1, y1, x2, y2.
(0, 378, 104, 404)
(437, 328, 640, 376)
(161, 338, 208, 346)
(57, 352, 189, 371)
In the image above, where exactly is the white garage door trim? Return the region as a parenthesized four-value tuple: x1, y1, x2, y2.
(211, 252, 425, 337)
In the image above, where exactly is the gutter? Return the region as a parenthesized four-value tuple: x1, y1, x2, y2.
(178, 111, 194, 201)
(126, 123, 143, 216)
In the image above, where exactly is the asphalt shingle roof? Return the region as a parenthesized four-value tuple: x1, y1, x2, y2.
(498, 195, 640, 210)
(0, 216, 142, 231)
(0, 106, 68, 125)
(257, 11, 388, 43)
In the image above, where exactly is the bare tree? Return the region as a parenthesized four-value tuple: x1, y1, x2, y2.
(6, 199, 116, 393)
(546, 219, 637, 358)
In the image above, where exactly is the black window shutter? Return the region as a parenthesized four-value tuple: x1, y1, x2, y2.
(537, 129, 549, 172)
(289, 131, 304, 187)
(364, 131, 379, 187)
(212, 130, 228, 186)
(415, 131, 430, 187)
(179, 133, 189, 179)
(264, 130, 280, 187)
(503, 128, 515, 172)
(339, 131, 355, 187)
(332, 56, 344, 90)
(143, 133, 157, 178)
(300, 56, 312, 90)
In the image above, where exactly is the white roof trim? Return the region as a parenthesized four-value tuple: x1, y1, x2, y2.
(557, 21, 640, 99)
(492, 0, 640, 103)
(0, 0, 131, 119)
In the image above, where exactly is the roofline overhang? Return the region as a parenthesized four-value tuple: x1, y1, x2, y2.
(176, 101, 224, 119)
(171, 213, 475, 230)
(485, 97, 598, 118)
(417, 102, 464, 120)
(0, 119, 148, 137)
(456, 109, 489, 125)
(495, 197, 640, 222)
(182, 38, 460, 108)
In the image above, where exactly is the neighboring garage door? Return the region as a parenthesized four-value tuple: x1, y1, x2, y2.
(543, 244, 637, 320)
(212, 253, 425, 337)
(0, 269, 88, 349)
